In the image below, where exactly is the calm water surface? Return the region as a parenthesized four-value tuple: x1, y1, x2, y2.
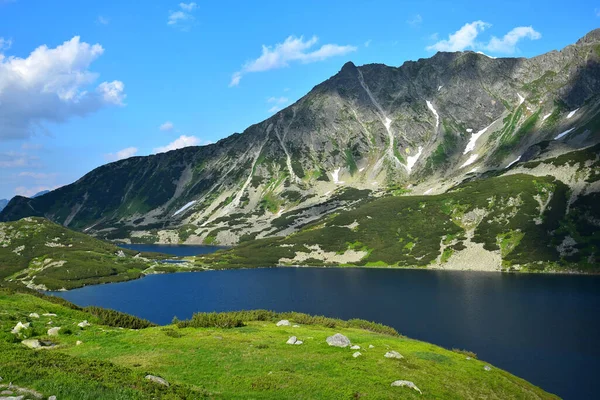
(54, 245, 600, 399)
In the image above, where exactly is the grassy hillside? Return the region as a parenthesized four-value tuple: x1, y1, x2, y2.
(0, 289, 556, 399)
(197, 171, 599, 272)
(0, 217, 168, 290)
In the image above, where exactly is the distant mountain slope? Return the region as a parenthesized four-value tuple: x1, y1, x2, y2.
(31, 190, 50, 198)
(2, 29, 600, 246)
(0, 199, 7, 212)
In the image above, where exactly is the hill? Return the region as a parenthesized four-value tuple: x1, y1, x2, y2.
(0, 289, 557, 399)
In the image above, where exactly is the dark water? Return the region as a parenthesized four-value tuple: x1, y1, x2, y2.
(53, 267, 600, 399)
(118, 243, 227, 257)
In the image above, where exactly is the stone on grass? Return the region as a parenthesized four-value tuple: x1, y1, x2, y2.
(21, 339, 41, 349)
(76, 341, 83, 346)
(292, 325, 300, 328)
(466, 357, 471, 360)
(350, 345, 360, 350)
(294, 340, 303, 345)
(484, 365, 492, 371)
(286, 336, 297, 345)
(47, 327, 61, 336)
(391, 380, 422, 394)
(29, 313, 39, 319)
(352, 351, 362, 358)
(11, 322, 30, 335)
(384, 351, 404, 359)
(49, 396, 57, 400)
(77, 320, 91, 328)
(326, 333, 350, 348)
(145, 375, 169, 386)
(276, 320, 291, 327)
(368, 344, 374, 349)
(42, 313, 57, 317)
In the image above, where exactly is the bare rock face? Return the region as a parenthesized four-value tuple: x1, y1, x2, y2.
(145, 375, 169, 387)
(326, 333, 351, 348)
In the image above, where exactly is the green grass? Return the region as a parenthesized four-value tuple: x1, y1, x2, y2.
(0, 290, 557, 399)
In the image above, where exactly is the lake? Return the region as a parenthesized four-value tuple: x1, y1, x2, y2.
(54, 245, 600, 399)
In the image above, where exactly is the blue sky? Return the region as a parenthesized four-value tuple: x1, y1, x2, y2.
(0, 0, 598, 200)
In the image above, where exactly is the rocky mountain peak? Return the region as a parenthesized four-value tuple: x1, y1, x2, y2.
(576, 28, 600, 45)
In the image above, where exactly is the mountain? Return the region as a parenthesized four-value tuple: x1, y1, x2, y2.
(0, 199, 7, 212)
(1, 30, 600, 249)
(0, 217, 172, 290)
(31, 190, 50, 198)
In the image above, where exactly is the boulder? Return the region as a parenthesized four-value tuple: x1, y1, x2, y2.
(286, 336, 297, 345)
(326, 333, 350, 348)
(11, 322, 30, 335)
(145, 375, 169, 387)
(276, 320, 291, 327)
(77, 320, 91, 328)
(294, 340, 303, 345)
(49, 396, 57, 400)
(76, 341, 83, 346)
(350, 345, 360, 350)
(391, 380, 422, 394)
(47, 327, 61, 336)
(484, 365, 492, 371)
(352, 351, 362, 358)
(368, 344, 375, 348)
(28, 313, 39, 319)
(21, 339, 41, 349)
(384, 351, 404, 359)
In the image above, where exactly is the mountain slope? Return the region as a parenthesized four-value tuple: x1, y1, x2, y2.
(2, 30, 600, 246)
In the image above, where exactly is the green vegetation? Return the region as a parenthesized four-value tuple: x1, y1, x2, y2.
(0, 217, 166, 290)
(0, 290, 556, 399)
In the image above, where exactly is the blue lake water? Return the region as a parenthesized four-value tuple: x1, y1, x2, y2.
(53, 247, 600, 399)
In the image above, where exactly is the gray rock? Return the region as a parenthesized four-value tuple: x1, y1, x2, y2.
(11, 322, 30, 335)
(391, 380, 422, 394)
(76, 341, 83, 346)
(28, 313, 39, 319)
(368, 345, 375, 349)
(352, 351, 362, 358)
(145, 375, 169, 387)
(48, 396, 57, 400)
(21, 339, 41, 349)
(294, 340, 303, 345)
(286, 336, 297, 345)
(42, 313, 56, 317)
(350, 345, 360, 350)
(276, 320, 291, 327)
(47, 327, 60, 336)
(484, 365, 492, 371)
(0, 395, 24, 400)
(77, 320, 90, 328)
(466, 357, 472, 360)
(384, 351, 404, 359)
(326, 333, 350, 348)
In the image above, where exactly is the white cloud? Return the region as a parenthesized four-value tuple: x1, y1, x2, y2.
(407, 14, 423, 27)
(97, 16, 109, 25)
(18, 171, 58, 180)
(267, 96, 288, 104)
(168, 3, 197, 29)
(268, 106, 281, 113)
(427, 21, 490, 52)
(229, 35, 357, 86)
(159, 121, 174, 131)
(154, 135, 201, 153)
(427, 22, 542, 54)
(484, 26, 541, 53)
(0, 37, 11, 50)
(0, 36, 125, 140)
(179, 2, 197, 11)
(105, 147, 138, 162)
(364, 39, 372, 47)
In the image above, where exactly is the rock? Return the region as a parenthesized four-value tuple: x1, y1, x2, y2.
(48, 396, 57, 400)
(47, 327, 61, 336)
(28, 313, 39, 319)
(145, 375, 169, 387)
(0, 395, 24, 400)
(384, 351, 404, 359)
(276, 320, 291, 327)
(368, 345, 375, 349)
(76, 341, 83, 346)
(286, 336, 297, 345)
(352, 351, 362, 358)
(484, 365, 492, 371)
(294, 340, 303, 345)
(42, 313, 57, 317)
(116, 250, 126, 257)
(391, 380, 422, 394)
(1, 390, 13, 395)
(21, 339, 41, 349)
(326, 333, 350, 348)
(466, 357, 471, 360)
(77, 320, 90, 328)
(11, 322, 30, 335)
(292, 324, 300, 328)
(350, 345, 360, 350)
